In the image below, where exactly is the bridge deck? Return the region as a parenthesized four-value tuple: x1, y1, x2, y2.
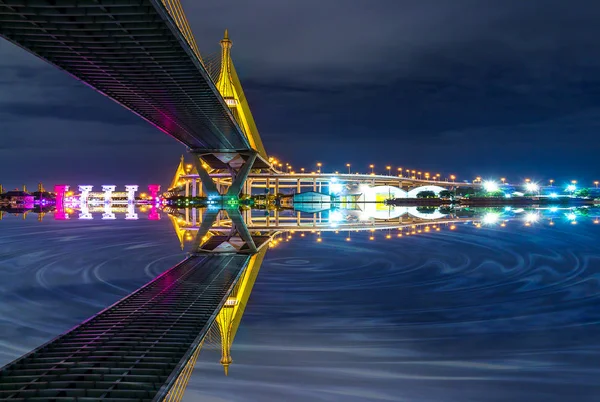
(0, 254, 250, 401)
(0, 0, 250, 151)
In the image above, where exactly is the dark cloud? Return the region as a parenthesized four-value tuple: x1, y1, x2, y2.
(2, 0, 600, 187)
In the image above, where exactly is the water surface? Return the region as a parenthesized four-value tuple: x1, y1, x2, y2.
(1, 216, 599, 401)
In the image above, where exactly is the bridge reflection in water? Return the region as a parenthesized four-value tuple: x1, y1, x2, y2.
(1, 203, 599, 400)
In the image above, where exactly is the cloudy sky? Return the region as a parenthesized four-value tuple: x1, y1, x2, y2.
(2, 0, 600, 189)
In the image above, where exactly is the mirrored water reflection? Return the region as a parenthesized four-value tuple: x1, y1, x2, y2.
(1, 205, 600, 401)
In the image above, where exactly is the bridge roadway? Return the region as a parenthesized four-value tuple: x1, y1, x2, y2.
(179, 172, 482, 191)
(0, 0, 250, 151)
(0, 253, 251, 401)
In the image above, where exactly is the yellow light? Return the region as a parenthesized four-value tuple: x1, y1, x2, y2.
(346, 237, 351, 241)
(397, 233, 402, 237)
(300, 233, 305, 237)
(549, 221, 555, 226)
(594, 220, 599, 224)
(450, 225, 456, 230)
(386, 234, 391, 239)
(436, 228, 440, 231)
(317, 238, 322, 242)
(369, 236, 375, 240)
(571, 221, 577, 225)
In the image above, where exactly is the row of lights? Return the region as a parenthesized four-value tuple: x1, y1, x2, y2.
(268, 158, 457, 181)
(188, 156, 600, 190)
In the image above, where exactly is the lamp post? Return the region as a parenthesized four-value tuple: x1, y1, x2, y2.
(386, 166, 391, 176)
(595, 181, 599, 188)
(346, 163, 351, 174)
(549, 179, 554, 187)
(397, 167, 402, 177)
(501, 177, 506, 185)
(370, 164, 374, 174)
(316, 162, 322, 173)
(450, 175, 456, 183)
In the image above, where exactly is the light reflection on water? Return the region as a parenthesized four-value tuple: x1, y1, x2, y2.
(1, 213, 600, 401)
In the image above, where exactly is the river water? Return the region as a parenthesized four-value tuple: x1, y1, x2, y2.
(1, 210, 599, 401)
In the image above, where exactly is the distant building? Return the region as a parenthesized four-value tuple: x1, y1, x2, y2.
(1, 190, 34, 207)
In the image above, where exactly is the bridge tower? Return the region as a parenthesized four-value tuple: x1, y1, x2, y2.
(102, 185, 116, 204)
(78, 185, 93, 207)
(214, 247, 267, 375)
(125, 185, 138, 204)
(216, 30, 267, 160)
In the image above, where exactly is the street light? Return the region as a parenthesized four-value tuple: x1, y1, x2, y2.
(501, 177, 506, 185)
(450, 175, 456, 182)
(301, 168, 305, 173)
(397, 167, 402, 177)
(549, 179, 554, 186)
(595, 181, 599, 188)
(386, 166, 391, 176)
(346, 163, 351, 174)
(316, 162, 322, 173)
(370, 164, 375, 174)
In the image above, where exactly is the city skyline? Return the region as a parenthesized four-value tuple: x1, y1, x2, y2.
(3, 0, 600, 189)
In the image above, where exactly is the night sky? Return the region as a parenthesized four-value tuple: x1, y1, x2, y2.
(2, 0, 600, 189)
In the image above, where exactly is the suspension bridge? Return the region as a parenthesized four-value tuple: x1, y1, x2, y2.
(0, 0, 478, 400)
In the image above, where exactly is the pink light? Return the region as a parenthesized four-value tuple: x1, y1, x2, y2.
(54, 185, 69, 220)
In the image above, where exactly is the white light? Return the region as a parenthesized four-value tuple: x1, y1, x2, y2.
(329, 183, 343, 194)
(525, 183, 539, 192)
(483, 181, 499, 193)
(549, 207, 559, 213)
(566, 212, 577, 221)
(482, 212, 500, 225)
(329, 210, 344, 223)
(549, 192, 558, 198)
(525, 212, 539, 223)
(504, 193, 512, 198)
(566, 184, 576, 192)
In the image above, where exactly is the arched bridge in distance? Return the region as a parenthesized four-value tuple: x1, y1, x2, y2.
(0, 1, 480, 400)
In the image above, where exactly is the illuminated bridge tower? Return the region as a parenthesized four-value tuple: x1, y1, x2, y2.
(186, 30, 272, 210)
(216, 30, 266, 158)
(78, 185, 93, 206)
(214, 247, 267, 375)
